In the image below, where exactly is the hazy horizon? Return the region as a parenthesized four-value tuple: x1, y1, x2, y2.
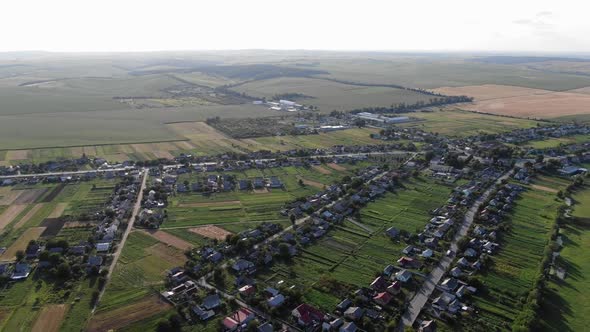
(2, 0, 589, 53)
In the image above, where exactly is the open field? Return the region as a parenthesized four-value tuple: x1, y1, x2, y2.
(520, 134, 590, 149)
(13, 203, 45, 229)
(433, 84, 590, 118)
(253, 175, 452, 311)
(398, 109, 540, 136)
(47, 202, 67, 218)
(88, 295, 172, 332)
(540, 185, 590, 331)
(31, 304, 69, 332)
(139, 229, 193, 251)
(100, 232, 185, 311)
(232, 77, 433, 111)
(0, 227, 46, 260)
(470, 176, 566, 330)
(189, 225, 233, 240)
(0, 204, 27, 230)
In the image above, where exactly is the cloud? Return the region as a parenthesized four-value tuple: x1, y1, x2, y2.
(536, 11, 553, 17)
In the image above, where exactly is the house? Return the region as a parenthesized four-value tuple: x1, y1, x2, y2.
(340, 322, 358, 332)
(464, 248, 477, 258)
(370, 276, 388, 290)
(385, 227, 399, 239)
(88, 256, 103, 268)
(449, 267, 462, 278)
(373, 292, 393, 306)
(25, 244, 41, 259)
(421, 249, 434, 258)
(96, 242, 111, 252)
(232, 259, 255, 274)
(432, 292, 456, 312)
(402, 245, 415, 255)
(267, 294, 285, 308)
(329, 317, 345, 330)
(223, 308, 255, 331)
(253, 177, 265, 189)
(440, 278, 459, 292)
(418, 319, 437, 332)
(11, 263, 31, 280)
(192, 306, 215, 321)
(238, 285, 256, 298)
(336, 298, 352, 312)
(292, 303, 324, 327)
(69, 245, 86, 255)
(269, 176, 283, 188)
(387, 281, 401, 295)
(395, 269, 412, 282)
(202, 294, 221, 310)
(344, 307, 364, 320)
(258, 322, 274, 332)
(239, 180, 251, 191)
(457, 257, 470, 267)
(383, 265, 396, 277)
(397, 256, 420, 269)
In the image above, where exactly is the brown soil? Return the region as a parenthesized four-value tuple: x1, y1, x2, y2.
(531, 184, 559, 193)
(296, 176, 325, 189)
(14, 203, 45, 229)
(141, 230, 193, 251)
(189, 225, 233, 240)
(48, 203, 68, 218)
(312, 165, 332, 174)
(0, 189, 22, 205)
(14, 188, 47, 204)
(87, 295, 172, 332)
(326, 163, 347, 171)
(433, 84, 590, 118)
(0, 204, 27, 230)
(0, 227, 46, 260)
(31, 304, 69, 332)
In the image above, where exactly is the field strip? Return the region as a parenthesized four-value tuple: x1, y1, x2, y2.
(48, 203, 68, 218)
(0, 190, 22, 205)
(31, 304, 69, 332)
(139, 229, 193, 251)
(87, 295, 172, 332)
(296, 176, 325, 189)
(0, 204, 27, 230)
(326, 163, 347, 171)
(177, 200, 241, 208)
(14, 203, 45, 229)
(0, 227, 46, 261)
(530, 184, 559, 193)
(312, 165, 332, 174)
(189, 225, 233, 240)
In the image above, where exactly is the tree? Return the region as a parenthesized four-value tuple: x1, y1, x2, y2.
(56, 262, 72, 279)
(15, 250, 25, 261)
(278, 243, 292, 260)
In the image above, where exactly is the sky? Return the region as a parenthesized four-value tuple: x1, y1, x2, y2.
(2, 0, 589, 53)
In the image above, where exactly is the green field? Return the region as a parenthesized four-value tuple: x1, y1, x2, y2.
(522, 134, 590, 149)
(540, 184, 590, 332)
(398, 109, 541, 137)
(469, 176, 568, 330)
(232, 77, 433, 111)
(163, 165, 354, 230)
(253, 175, 452, 312)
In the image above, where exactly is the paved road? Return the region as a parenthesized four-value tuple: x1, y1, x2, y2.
(0, 167, 136, 179)
(92, 168, 148, 312)
(398, 169, 513, 330)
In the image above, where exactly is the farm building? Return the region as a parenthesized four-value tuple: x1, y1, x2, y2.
(355, 112, 411, 125)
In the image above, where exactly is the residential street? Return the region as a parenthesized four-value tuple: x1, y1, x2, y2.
(398, 169, 514, 330)
(92, 168, 148, 311)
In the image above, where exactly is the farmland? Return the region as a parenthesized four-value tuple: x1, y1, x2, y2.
(433, 84, 590, 119)
(466, 176, 568, 330)
(253, 175, 453, 312)
(520, 134, 590, 149)
(397, 109, 540, 137)
(540, 184, 590, 332)
(162, 165, 357, 231)
(231, 77, 434, 111)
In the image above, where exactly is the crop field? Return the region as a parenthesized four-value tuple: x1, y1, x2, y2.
(540, 184, 590, 331)
(397, 109, 540, 137)
(254, 175, 452, 311)
(164, 166, 352, 229)
(88, 295, 172, 332)
(433, 84, 590, 119)
(100, 232, 185, 311)
(31, 304, 68, 332)
(520, 134, 590, 149)
(232, 77, 433, 111)
(471, 177, 565, 329)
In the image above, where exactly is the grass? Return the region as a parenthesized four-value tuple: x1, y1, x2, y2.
(398, 109, 541, 137)
(539, 184, 590, 332)
(99, 232, 184, 312)
(470, 176, 565, 329)
(253, 175, 452, 312)
(522, 134, 590, 149)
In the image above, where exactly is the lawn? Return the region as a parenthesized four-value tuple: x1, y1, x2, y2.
(470, 176, 565, 329)
(540, 184, 590, 332)
(523, 134, 590, 149)
(397, 109, 540, 137)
